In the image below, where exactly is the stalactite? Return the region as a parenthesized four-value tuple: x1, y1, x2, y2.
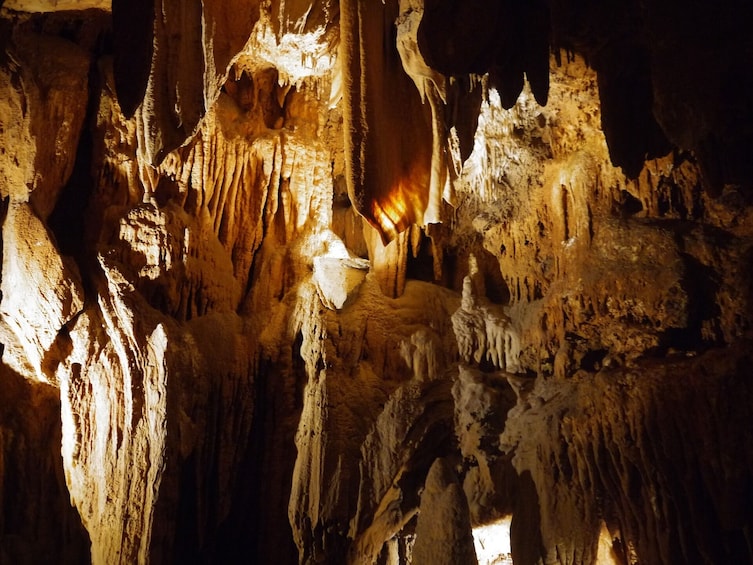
(340, 0, 434, 243)
(113, 0, 261, 164)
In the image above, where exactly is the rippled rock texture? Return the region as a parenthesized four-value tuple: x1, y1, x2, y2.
(1, 1, 752, 564)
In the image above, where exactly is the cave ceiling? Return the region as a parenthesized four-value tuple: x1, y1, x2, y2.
(109, 0, 753, 237)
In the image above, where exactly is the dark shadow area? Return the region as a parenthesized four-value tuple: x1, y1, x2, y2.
(205, 357, 301, 565)
(662, 252, 722, 352)
(47, 61, 97, 259)
(510, 470, 546, 565)
(0, 365, 91, 564)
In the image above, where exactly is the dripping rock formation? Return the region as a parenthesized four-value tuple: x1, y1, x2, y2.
(1, 1, 752, 564)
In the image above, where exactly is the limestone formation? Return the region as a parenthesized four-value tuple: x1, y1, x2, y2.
(1, 1, 752, 565)
(412, 457, 478, 565)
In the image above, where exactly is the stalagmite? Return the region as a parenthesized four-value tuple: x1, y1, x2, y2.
(412, 457, 478, 565)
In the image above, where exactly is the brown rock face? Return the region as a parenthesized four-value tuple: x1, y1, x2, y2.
(412, 457, 478, 565)
(341, 0, 435, 242)
(1, 2, 752, 565)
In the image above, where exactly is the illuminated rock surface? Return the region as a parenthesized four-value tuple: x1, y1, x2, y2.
(1, 1, 752, 564)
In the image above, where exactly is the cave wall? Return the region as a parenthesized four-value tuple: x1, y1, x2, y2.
(1, 1, 752, 564)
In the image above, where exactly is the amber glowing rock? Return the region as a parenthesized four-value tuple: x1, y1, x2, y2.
(340, 0, 434, 242)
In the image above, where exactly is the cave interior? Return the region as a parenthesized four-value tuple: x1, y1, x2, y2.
(1, 0, 752, 564)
